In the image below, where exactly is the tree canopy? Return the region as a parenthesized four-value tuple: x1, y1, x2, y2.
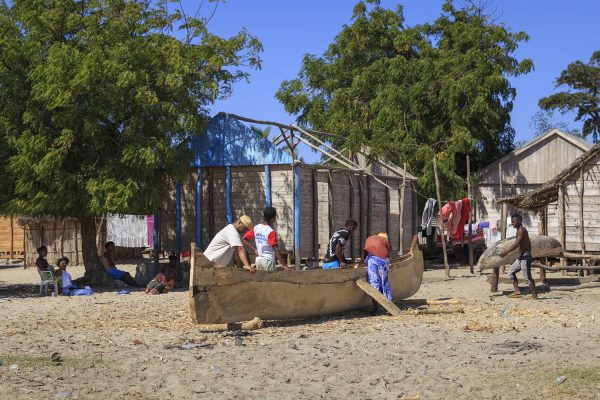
(0, 0, 261, 218)
(528, 109, 579, 138)
(276, 0, 532, 199)
(539, 51, 600, 142)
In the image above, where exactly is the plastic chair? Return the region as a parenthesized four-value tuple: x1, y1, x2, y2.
(38, 270, 57, 296)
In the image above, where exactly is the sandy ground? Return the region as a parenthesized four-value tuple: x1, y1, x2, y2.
(1, 261, 599, 400)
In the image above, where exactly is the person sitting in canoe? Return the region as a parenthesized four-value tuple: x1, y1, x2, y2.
(204, 215, 255, 271)
(322, 219, 358, 269)
(363, 232, 392, 301)
(242, 207, 290, 271)
(498, 213, 538, 299)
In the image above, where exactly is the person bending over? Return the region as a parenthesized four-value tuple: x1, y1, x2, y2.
(204, 215, 254, 271)
(322, 220, 358, 269)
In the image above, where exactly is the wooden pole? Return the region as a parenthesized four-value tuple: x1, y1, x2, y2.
(579, 168, 586, 272)
(74, 220, 79, 266)
(433, 156, 450, 278)
(385, 179, 390, 234)
(358, 175, 365, 261)
(367, 176, 372, 236)
(538, 208, 547, 284)
(348, 173, 355, 262)
(492, 163, 505, 291)
(9, 216, 14, 259)
(558, 184, 566, 268)
(499, 163, 507, 240)
(399, 163, 406, 255)
(467, 155, 473, 273)
(312, 168, 319, 263)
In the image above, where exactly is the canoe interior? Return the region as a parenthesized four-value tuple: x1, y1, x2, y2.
(189, 244, 424, 324)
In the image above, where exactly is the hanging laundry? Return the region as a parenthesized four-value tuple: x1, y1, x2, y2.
(454, 198, 471, 241)
(421, 198, 437, 236)
(449, 200, 463, 237)
(441, 200, 462, 237)
(107, 214, 148, 248)
(146, 214, 155, 247)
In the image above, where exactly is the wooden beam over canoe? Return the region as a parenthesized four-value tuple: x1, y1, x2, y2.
(355, 278, 402, 317)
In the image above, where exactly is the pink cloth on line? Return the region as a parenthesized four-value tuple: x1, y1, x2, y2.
(147, 215, 154, 247)
(441, 201, 462, 236)
(454, 198, 471, 241)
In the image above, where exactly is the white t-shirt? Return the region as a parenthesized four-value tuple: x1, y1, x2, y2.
(203, 224, 243, 266)
(243, 223, 278, 262)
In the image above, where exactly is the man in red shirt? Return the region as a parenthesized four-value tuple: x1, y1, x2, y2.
(242, 207, 289, 271)
(363, 232, 392, 300)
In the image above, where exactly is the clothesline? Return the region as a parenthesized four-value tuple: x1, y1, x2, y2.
(404, 184, 472, 205)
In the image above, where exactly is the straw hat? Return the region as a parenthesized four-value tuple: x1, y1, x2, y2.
(239, 215, 253, 229)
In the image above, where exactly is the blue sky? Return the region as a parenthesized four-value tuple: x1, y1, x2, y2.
(193, 0, 600, 161)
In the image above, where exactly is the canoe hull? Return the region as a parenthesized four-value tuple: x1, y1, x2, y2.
(190, 246, 424, 324)
(477, 235, 562, 271)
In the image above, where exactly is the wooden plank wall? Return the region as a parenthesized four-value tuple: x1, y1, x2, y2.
(269, 165, 294, 252)
(298, 167, 315, 256)
(563, 156, 600, 252)
(475, 184, 544, 233)
(479, 135, 588, 185)
(160, 165, 416, 262)
(22, 220, 82, 267)
(22, 219, 140, 267)
(0, 217, 25, 257)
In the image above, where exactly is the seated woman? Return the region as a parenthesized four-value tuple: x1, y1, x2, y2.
(58, 257, 93, 296)
(145, 253, 177, 295)
(101, 241, 143, 287)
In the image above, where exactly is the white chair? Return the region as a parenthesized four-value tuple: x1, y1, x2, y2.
(38, 270, 57, 296)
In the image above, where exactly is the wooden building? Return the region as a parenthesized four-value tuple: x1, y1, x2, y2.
(18, 217, 144, 267)
(500, 143, 600, 254)
(0, 216, 24, 259)
(475, 129, 590, 235)
(157, 114, 418, 265)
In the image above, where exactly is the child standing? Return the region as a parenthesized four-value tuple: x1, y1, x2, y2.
(242, 207, 289, 271)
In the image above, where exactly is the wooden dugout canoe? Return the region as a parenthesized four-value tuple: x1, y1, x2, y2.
(189, 240, 424, 324)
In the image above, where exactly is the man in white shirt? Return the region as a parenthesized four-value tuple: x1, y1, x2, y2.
(204, 215, 254, 271)
(242, 207, 289, 271)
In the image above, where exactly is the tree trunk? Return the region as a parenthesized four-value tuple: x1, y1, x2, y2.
(80, 216, 112, 285)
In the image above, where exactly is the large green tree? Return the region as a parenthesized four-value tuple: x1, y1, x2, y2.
(0, 0, 261, 279)
(276, 0, 532, 199)
(539, 51, 600, 142)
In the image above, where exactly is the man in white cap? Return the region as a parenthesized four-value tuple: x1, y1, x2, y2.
(204, 215, 255, 271)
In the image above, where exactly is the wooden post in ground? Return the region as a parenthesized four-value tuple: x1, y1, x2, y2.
(9, 216, 14, 259)
(467, 155, 473, 273)
(579, 168, 586, 275)
(433, 156, 450, 278)
(312, 168, 319, 263)
(538, 208, 547, 284)
(399, 163, 406, 255)
(558, 184, 566, 271)
(348, 172, 355, 262)
(492, 163, 505, 292)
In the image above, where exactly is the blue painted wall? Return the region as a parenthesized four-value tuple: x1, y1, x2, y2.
(192, 113, 292, 167)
